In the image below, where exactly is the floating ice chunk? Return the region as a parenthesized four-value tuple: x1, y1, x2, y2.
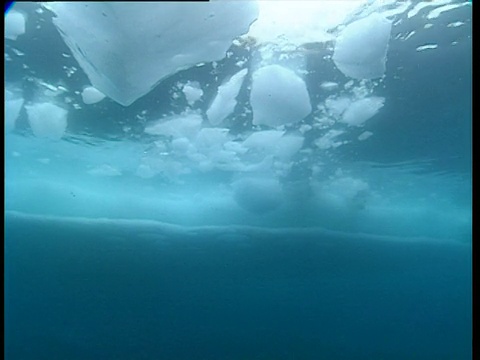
(250, 65, 311, 127)
(5, 90, 24, 132)
(427, 3, 470, 20)
(447, 21, 465, 28)
(407, 0, 450, 19)
(275, 135, 304, 160)
(320, 82, 339, 91)
(299, 124, 312, 134)
(332, 13, 392, 80)
(224, 141, 248, 155)
(207, 68, 248, 125)
(45, 2, 259, 106)
(25, 102, 68, 140)
(81, 86, 106, 104)
(145, 113, 203, 140)
(194, 128, 230, 154)
(88, 164, 121, 177)
(416, 44, 438, 52)
(5, 10, 26, 40)
(232, 176, 283, 214)
(325, 96, 351, 117)
(182, 81, 203, 106)
(400, 31, 416, 42)
(243, 130, 303, 160)
(358, 131, 373, 141)
(171, 137, 194, 156)
(341, 97, 384, 127)
(315, 129, 345, 149)
(243, 130, 285, 151)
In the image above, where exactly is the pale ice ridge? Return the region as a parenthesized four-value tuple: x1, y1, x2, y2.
(5, 210, 468, 246)
(3, 170, 471, 239)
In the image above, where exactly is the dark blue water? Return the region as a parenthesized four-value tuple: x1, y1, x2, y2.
(5, 212, 471, 360)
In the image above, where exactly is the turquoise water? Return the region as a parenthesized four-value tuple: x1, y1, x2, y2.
(5, 2, 472, 359)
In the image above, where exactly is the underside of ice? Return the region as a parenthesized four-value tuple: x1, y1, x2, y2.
(44, 2, 259, 106)
(333, 13, 392, 80)
(4, 1, 472, 241)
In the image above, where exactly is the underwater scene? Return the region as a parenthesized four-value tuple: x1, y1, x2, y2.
(5, 1, 472, 359)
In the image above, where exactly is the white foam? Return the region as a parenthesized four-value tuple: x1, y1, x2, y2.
(45, 2, 258, 106)
(81, 86, 106, 105)
(207, 69, 248, 126)
(250, 65, 311, 127)
(25, 102, 68, 140)
(332, 13, 392, 80)
(5, 10, 26, 40)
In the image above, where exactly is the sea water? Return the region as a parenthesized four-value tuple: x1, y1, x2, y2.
(5, 2, 472, 359)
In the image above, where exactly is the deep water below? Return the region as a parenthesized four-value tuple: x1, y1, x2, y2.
(5, 212, 472, 360)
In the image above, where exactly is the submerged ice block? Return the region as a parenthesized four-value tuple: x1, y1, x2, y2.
(44, 2, 259, 106)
